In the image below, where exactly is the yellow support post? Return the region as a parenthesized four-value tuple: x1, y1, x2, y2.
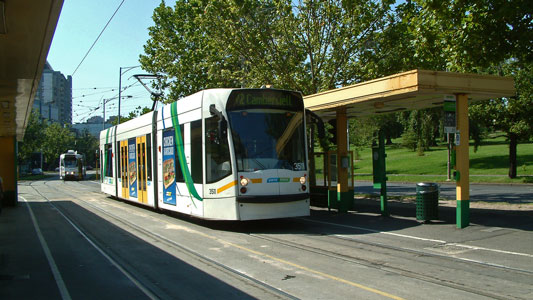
(0, 137, 18, 206)
(456, 94, 470, 228)
(336, 108, 352, 212)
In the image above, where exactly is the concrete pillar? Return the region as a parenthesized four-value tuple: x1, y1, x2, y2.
(456, 94, 470, 228)
(0, 136, 18, 206)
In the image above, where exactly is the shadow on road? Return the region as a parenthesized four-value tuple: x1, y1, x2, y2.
(1, 200, 258, 299)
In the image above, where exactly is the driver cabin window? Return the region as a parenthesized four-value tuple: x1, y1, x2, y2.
(205, 116, 231, 183)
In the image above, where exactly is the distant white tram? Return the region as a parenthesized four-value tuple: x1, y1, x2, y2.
(99, 88, 310, 220)
(59, 150, 86, 180)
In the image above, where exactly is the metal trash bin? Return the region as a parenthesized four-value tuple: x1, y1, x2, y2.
(416, 182, 439, 222)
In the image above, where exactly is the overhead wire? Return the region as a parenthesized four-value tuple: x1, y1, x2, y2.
(73, 86, 116, 90)
(73, 88, 118, 99)
(73, 81, 148, 123)
(71, 0, 127, 76)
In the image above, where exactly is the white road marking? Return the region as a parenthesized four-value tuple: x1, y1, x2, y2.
(48, 200, 159, 300)
(302, 218, 533, 258)
(303, 218, 446, 243)
(22, 194, 158, 300)
(21, 196, 72, 300)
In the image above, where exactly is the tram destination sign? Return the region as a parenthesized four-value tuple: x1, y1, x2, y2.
(235, 94, 291, 106)
(227, 90, 302, 111)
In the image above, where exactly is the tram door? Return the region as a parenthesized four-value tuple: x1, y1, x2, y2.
(120, 141, 129, 199)
(136, 136, 148, 204)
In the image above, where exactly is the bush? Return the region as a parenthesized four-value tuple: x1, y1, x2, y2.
(401, 131, 418, 151)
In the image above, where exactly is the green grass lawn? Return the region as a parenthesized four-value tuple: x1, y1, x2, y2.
(313, 134, 533, 184)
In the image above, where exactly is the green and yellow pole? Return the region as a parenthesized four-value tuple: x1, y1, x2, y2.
(456, 94, 470, 228)
(378, 130, 389, 217)
(336, 108, 352, 212)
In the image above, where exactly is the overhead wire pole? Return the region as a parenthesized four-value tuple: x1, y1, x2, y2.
(118, 66, 141, 124)
(103, 95, 132, 129)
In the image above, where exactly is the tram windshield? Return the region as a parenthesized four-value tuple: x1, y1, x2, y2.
(227, 90, 306, 172)
(64, 157, 78, 168)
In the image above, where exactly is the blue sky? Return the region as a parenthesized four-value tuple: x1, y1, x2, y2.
(47, 0, 162, 123)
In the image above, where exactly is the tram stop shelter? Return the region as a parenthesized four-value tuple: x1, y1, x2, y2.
(304, 69, 515, 228)
(0, 1, 63, 206)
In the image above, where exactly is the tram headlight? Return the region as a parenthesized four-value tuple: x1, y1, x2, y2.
(299, 176, 306, 185)
(240, 177, 249, 187)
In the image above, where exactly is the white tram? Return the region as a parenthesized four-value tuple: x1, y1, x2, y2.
(100, 88, 310, 220)
(59, 150, 86, 180)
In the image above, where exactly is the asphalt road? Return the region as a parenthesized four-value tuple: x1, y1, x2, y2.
(2, 178, 532, 299)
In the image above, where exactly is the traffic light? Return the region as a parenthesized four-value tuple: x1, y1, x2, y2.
(327, 119, 337, 145)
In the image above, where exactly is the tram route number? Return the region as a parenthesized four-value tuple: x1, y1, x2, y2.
(209, 189, 217, 195)
(293, 162, 305, 171)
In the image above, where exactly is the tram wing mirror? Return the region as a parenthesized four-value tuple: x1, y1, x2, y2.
(218, 118, 227, 138)
(210, 104, 228, 139)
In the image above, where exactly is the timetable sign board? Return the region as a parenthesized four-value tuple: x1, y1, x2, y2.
(443, 96, 456, 133)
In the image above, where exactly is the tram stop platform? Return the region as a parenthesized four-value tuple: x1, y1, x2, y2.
(1, 192, 532, 299)
(1, 206, 39, 296)
(1, 201, 73, 299)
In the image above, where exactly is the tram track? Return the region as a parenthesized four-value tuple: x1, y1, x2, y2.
(247, 232, 521, 300)
(25, 180, 531, 299)
(26, 181, 162, 300)
(291, 217, 533, 274)
(27, 180, 300, 300)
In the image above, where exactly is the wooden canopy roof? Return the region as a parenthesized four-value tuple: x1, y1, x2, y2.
(304, 69, 515, 120)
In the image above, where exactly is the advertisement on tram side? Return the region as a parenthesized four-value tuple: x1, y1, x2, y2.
(128, 138, 138, 198)
(163, 129, 176, 205)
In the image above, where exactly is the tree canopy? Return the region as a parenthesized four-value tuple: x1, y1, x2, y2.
(140, 0, 395, 99)
(19, 112, 99, 170)
(141, 0, 532, 177)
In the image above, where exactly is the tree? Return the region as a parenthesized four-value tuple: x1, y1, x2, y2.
(411, 0, 532, 73)
(19, 110, 47, 164)
(398, 107, 441, 154)
(74, 129, 99, 168)
(470, 62, 533, 178)
(141, 0, 532, 177)
(408, 0, 533, 178)
(339, 1, 447, 153)
(348, 117, 378, 158)
(140, 0, 395, 101)
(42, 123, 75, 169)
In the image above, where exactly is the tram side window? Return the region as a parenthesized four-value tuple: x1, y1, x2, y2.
(191, 120, 202, 184)
(146, 133, 152, 181)
(105, 144, 113, 177)
(205, 116, 231, 183)
(176, 125, 185, 183)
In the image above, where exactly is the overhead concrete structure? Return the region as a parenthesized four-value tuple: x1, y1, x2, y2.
(304, 69, 515, 228)
(0, 0, 64, 206)
(0, 0, 63, 140)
